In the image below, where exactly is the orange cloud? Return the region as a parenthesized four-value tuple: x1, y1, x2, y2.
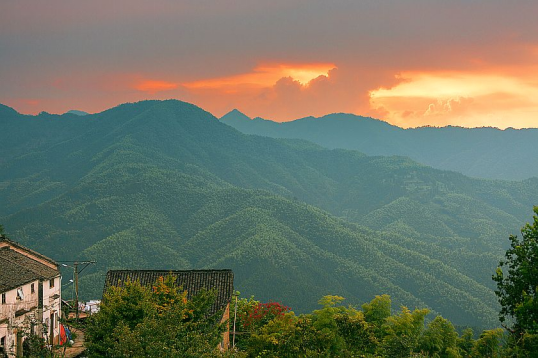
(178, 65, 401, 122)
(370, 70, 538, 128)
(4, 98, 41, 112)
(183, 63, 336, 90)
(135, 80, 178, 94)
(22, 99, 41, 107)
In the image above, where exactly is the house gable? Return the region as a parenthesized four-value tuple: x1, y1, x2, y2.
(0, 236, 58, 270)
(0, 247, 60, 293)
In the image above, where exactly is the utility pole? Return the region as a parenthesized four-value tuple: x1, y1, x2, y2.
(74, 262, 79, 321)
(60, 260, 96, 321)
(232, 290, 239, 348)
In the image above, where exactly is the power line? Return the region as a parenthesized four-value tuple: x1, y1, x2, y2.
(59, 260, 96, 321)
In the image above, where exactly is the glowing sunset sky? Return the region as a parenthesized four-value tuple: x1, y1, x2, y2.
(1, 0, 538, 128)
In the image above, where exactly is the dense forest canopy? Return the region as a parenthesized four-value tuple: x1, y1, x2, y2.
(220, 109, 538, 181)
(1, 100, 537, 329)
(87, 276, 518, 358)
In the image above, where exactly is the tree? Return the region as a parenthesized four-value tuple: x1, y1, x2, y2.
(85, 276, 225, 357)
(241, 295, 377, 357)
(361, 294, 391, 337)
(492, 206, 538, 357)
(418, 316, 459, 358)
(457, 328, 476, 358)
(472, 328, 504, 358)
(381, 306, 429, 357)
(245, 312, 301, 357)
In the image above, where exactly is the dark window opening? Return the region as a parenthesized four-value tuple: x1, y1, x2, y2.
(0, 336, 5, 356)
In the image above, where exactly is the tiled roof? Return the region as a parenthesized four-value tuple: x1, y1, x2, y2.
(104, 270, 234, 315)
(0, 247, 60, 293)
(0, 236, 58, 267)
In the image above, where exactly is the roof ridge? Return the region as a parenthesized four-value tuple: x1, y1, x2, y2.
(107, 269, 233, 273)
(0, 237, 58, 266)
(103, 269, 234, 316)
(0, 248, 56, 279)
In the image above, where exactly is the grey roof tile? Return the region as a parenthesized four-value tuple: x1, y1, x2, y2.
(0, 247, 60, 293)
(104, 269, 234, 315)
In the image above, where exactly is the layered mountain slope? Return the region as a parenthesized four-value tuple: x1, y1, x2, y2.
(1, 100, 536, 327)
(220, 110, 538, 180)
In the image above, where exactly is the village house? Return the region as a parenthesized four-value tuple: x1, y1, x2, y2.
(104, 269, 234, 350)
(0, 236, 61, 357)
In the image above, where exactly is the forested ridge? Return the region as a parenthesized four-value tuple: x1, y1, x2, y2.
(221, 109, 538, 181)
(1, 100, 536, 328)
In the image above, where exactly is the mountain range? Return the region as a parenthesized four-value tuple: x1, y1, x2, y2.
(1, 100, 537, 328)
(220, 109, 538, 181)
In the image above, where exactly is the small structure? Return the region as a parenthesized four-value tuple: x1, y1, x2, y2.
(0, 236, 61, 357)
(103, 269, 234, 349)
(82, 300, 100, 315)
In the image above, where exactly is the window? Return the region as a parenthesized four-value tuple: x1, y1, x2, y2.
(16, 288, 24, 300)
(31, 283, 35, 294)
(1, 293, 5, 304)
(49, 278, 54, 288)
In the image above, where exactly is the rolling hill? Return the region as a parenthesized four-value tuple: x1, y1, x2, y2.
(220, 110, 538, 181)
(1, 100, 537, 328)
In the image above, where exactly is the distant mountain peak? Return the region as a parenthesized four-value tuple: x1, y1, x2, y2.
(229, 108, 245, 115)
(66, 110, 89, 116)
(220, 109, 251, 122)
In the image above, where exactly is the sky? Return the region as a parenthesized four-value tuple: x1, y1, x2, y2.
(1, 0, 538, 129)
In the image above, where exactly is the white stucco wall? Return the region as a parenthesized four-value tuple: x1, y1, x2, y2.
(0, 280, 39, 357)
(42, 275, 62, 345)
(0, 275, 61, 357)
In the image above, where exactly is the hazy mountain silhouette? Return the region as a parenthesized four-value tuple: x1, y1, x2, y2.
(220, 110, 538, 180)
(66, 110, 89, 116)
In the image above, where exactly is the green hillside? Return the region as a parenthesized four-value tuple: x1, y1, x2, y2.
(1, 100, 536, 327)
(220, 110, 538, 181)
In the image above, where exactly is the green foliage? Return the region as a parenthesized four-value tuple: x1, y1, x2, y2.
(244, 312, 302, 357)
(8, 317, 53, 358)
(492, 206, 538, 357)
(311, 296, 376, 357)
(236, 294, 486, 358)
(457, 328, 476, 358)
(362, 294, 391, 328)
(85, 276, 225, 358)
(493, 207, 538, 331)
(419, 316, 459, 358)
(2, 99, 536, 329)
(308, 295, 348, 356)
(472, 328, 504, 358)
(381, 306, 429, 357)
(21, 334, 51, 358)
(221, 110, 538, 181)
(241, 295, 377, 358)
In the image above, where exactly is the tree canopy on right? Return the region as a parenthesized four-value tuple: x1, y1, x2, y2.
(493, 206, 538, 357)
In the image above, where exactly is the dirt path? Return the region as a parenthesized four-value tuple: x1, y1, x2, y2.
(59, 328, 86, 358)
